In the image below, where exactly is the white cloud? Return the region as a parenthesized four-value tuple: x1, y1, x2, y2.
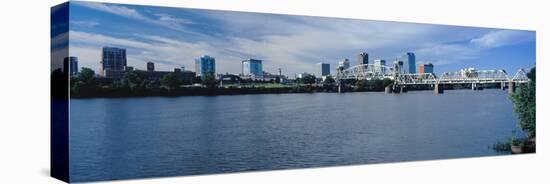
(77, 2, 146, 21)
(415, 30, 535, 66)
(201, 11, 492, 73)
(74, 2, 199, 36)
(70, 2, 535, 76)
(70, 20, 100, 28)
(414, 43, 480, 65)
(69, 31, 246, 74)
(71, 31, 151, 49)
(155, 13, 194, 25)
(470, 30, 535, 48)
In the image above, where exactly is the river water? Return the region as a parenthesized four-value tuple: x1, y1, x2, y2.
(69, 89, 517, 182)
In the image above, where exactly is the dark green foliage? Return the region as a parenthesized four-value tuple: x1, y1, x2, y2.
(296, 74, 316, 84)
(510, 67, 536, 138)
(527, 67, 536, 81)
(323, 76, 335, 85)
(509, 132, 524, 146)
(121, 70, 147, 91)
(322, 76, 336, 91)
(78, 67, 95, 82)
(70, 67, 100, 97)
(201, 73, 217, 88)
(160, 73, 181, 90)
(355, 79, 394, 91)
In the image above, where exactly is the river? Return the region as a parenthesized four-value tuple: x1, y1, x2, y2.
(69, 89, 517, 182)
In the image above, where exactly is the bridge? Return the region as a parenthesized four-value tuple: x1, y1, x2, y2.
(334, 64, 530, 94)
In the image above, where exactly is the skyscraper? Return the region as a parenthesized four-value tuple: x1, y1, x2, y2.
(242, 59, 263, 77)
(418, 63, 434, 74)
(101, 47, 127, 78)
(63, 56, 78, 76)
(374, 59, 386, 73)
(317, 62, 330, 77)
(147, 61, 155, 72)
(393, 60, 404, 74)
(358, 52, 369, 66)
(195, 55, 216, 79)
(401, 52, 416, 73)
(338, 58, 350, 70)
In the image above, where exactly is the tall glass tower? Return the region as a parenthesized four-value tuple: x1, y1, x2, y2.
(317, 62, 330, 77)
(358, 52, 369, 65)
(195, 55, 216, 79)
(401, 52, 416, 73)
(242, 59, 263, 77)
(101, 47, 127, 72)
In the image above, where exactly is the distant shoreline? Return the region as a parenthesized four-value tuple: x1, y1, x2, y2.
(71, 86, 335, 99)
(69, 85, 505, 99)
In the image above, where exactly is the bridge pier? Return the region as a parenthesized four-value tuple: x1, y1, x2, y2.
(385, 85, 392, 94)
(400, 85, 407, 93)
(501, 81, 506, 90)
(434, 83, 444, 94)
(391, 85, 402, 93)
(508, 81, 516, 94)
(471, 83, 484, 91)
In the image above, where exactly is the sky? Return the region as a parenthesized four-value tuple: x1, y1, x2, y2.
(58, 1, 536, 77)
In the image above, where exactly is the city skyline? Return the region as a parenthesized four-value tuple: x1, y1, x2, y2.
(60, 1, 535, 76)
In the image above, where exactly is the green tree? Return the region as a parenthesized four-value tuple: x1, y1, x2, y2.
(122, 70, 146, 91)
(382, 78, 394, 87)
(201, 73, 217, 88)
(355, 79, 394, 91)
(78, 67, 95, 83)
(70, 67, 97, 97)
(297, 74, 316, 84)
(511, 67, 536, 138)
(323, 76, 335, 85)
(160, 73, 181, 90)
(356, 79, 369, 91)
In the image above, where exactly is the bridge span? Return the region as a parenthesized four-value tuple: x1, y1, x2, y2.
(334, 64, 530, 94)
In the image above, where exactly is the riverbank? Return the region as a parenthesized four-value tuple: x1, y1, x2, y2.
(70, 84, 506, 98)
(71, 86, 319, 98)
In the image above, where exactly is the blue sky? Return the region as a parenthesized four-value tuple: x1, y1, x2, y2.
(61, 1, 536, 76)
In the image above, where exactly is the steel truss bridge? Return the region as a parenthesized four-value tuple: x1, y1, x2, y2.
(335, 64, 530, 85)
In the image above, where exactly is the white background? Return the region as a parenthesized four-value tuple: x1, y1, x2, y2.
(0, 0, 547, 183)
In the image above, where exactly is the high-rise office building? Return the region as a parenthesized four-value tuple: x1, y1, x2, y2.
(418, 63, 434, 74)
(63, 56, 78, 76)
(393, 60, 404, 74)
(147, 61, 155, 72)
(338, 58, 350, 70)
(242, 59, 263, 77)
(317, 62, 330, 77)
(374, 59, 386, 73)
(100, 47, 127, 78)
(358, 52, 369, 66)
(195, 55, 216, 79)
(401, 52, 416, 73)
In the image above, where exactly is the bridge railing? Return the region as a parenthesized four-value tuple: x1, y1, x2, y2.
(336, 64, 395, 80)
(394, 73, 437, 84)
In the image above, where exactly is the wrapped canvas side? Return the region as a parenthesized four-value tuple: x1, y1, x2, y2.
(51, 2, 70, 183)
